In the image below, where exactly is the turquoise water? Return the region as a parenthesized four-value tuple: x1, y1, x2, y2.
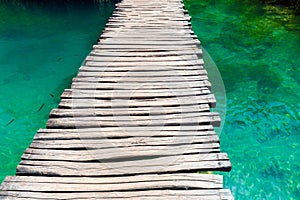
(184, 0, 300, 199)
(0, 0, 117, 182)
(0, 0, 299, 199)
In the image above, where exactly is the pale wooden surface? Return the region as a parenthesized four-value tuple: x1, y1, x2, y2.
(0, 0, 233, 199)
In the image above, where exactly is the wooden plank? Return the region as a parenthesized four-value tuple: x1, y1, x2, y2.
(85, 66, 204, 73)
(102, 28, 193, 34)
(110, 15, 191, 21)
(92, 46, 200, 52)
(3, 173, 222, 184)
(93, 43, 199, 49)
(100, 34, 198, 40)
(78, 66, 205, 73)
(74, 75, 208, 82)
(16, 153, 231, 176)
(90, 49, 202, 57)
(78, 69, 207, 77)
(61, 88, 211, 99)
(0, 190, 229, 200)
(106, 20, 190, 25)
(33, 127, 216, 140)
(220, 189, 235, 200)
(110, 13, 190, 17)
(29, 135, 220, 149)
(76, 72, 208, 80)
(71, 80, 211, 90)
(86, 54, 199, 61)
(47, 111, 219, 122)
(84, 60, 204, 67)
(116, 4, 184, 8)
(72, 76, 207, 83)
(1, 174, 223, 193)
(58, 94, 216, 108)
(50, 104, 210, 117)
(115, 7, 187, 11)
(105, 20, 190, 25)
(105, 25, 192, 30)
(22, 143, 220, 162)
(2, 180, 222, 193)
(0, 189, 233, 200)
(46, 112, 221, 128)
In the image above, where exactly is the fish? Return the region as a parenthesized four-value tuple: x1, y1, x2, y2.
(50, 94, 54, 98)
(37, 103, 45, 112)
(6, 119, 14, 126)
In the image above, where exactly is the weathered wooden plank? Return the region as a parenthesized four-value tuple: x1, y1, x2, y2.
(107, 19, 191, 25)
(0, 190, 230, 200)
(61, 88, 211, 99)
(86, 54, 198, 61)
(47, 111, 219, 122)
(1, 180, 221, 193)
(113, 8, 187, 13)
(59, 94, 216, 108)
(17, 153, 231, 176)
(100, 34, 198, 40)
(115, 6, 187, 11)
(114, 10, 187, 15)
(78, 66, 205, 73)
(29, 134, 220, 149)
(116, 4, 184, 7)
(109, 15, 190, 20)
(76, 73, 208, 80)
(104, 25, 192, 29)
(110, 13, 190, 18)
(85, 59, 203, 66)
(73, 75, 208, 83)
(3, 173, 222, 184)
(92, 46, 200, 53)
(50, 104, 210, 117)
(1, 174, 222, 193)
(72, 75, 208, 83)
(78, 68, 207, 77)
(93, 44, 198, 51)
(84, 58, 203, 66)
(220, 189, 235, 200)
(110, 14, 191, 21)
(22, 143, 220, 162)
(34, 127, 216, 140)
(90, 49, 202, 57)
(46, 112, 221, 128)
(71, 80, 211, 90)
(104, 23, 191, 28)
(103, 31, 192, 36)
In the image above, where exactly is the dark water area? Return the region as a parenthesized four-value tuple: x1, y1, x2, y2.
(184, 0, 300, 199)
(0, 0, 118, 182)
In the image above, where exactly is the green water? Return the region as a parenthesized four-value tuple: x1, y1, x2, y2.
(184, 0, 300, 199)
(0, 0, 299, 199)
(0, 0, 117, 182)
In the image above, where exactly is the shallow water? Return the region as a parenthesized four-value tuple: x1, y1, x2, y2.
(0, 0, 299, 199)
(0, 0, 117, 182)
(184, 0, 300, 199)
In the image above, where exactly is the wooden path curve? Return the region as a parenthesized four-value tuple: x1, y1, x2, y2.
(0, 0, 233, 199)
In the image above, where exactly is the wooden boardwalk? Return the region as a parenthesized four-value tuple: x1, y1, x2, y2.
(0, 0, 233, 199)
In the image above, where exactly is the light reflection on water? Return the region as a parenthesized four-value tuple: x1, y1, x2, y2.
(184, 0, 300, 198)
